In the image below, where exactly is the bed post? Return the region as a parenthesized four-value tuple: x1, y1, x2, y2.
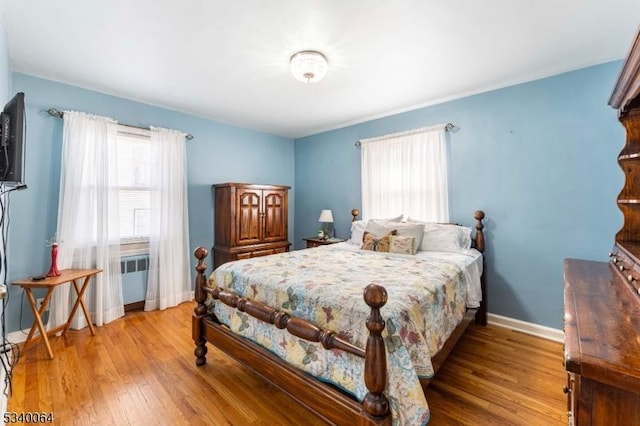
(193, 246, 209, 366)
(474, 211, 487, 326)
(352, 208, 360, 222)
(362, 284, 390, 421)
(474, 210, 485, 253)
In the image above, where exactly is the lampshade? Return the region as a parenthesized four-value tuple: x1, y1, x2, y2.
(318, 209, 334, 223)
(290, 50, 328, 83)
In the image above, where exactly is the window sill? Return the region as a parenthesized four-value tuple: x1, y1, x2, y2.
(120, 239, 149, 257)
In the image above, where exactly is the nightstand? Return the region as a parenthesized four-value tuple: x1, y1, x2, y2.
(303, 237, 346, 248)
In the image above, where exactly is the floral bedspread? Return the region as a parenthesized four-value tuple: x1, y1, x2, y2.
(206, 245, 472, 425)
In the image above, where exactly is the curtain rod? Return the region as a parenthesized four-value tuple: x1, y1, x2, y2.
(354, 122, 455, 147)
(46, 108, 194, 140)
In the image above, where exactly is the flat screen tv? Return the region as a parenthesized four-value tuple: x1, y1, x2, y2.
(0, 92, 25, 184)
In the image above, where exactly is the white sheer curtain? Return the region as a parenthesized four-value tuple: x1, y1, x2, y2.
(49, 111, 124, 330)
(360, 124, 449, 222)
(144, 127, 192, 311)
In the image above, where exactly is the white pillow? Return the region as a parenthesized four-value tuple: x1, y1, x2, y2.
(348, 214, 404, 245)
(364, 221, 424, 249)
(349, 220, 368, 245)
(419, 223, 472, 253)
(369, 215, 404, 224)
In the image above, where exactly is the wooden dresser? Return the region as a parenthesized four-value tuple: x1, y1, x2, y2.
(212, 183, 290, 269)
(563, 259, 640, 425)
(561, 26, 640, 426)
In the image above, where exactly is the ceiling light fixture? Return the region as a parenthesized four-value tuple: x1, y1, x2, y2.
(290, 50, 328, 83)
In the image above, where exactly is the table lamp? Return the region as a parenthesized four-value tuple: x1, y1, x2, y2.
(318, 209, 334, 239)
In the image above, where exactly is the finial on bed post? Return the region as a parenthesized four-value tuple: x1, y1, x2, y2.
(193, 246, 209, 366)
(352, 209, 360, 222)
(474, 210, 485, 253)
(362, 284, 390, 420)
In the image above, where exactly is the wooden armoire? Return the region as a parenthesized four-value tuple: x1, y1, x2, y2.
(562, 27, 640, 425)
(212, 183, 290, 269)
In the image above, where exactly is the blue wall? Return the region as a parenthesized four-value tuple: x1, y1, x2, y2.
(294, 61, 625, 329)
(5, 73, 294, 333)
(0, 15, 9, 103)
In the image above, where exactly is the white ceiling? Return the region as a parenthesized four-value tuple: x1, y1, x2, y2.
(3, 1, 640, 138)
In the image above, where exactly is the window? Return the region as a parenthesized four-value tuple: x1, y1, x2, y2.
(116, 127, 152, 255)
(55, 111, 192, 322)
(360, 124, 449, 222)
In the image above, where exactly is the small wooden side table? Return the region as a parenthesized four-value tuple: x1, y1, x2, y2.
(12, 268, 102, 359)
(303, 237, 346, 248)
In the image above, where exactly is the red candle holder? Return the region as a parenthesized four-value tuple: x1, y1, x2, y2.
(46, 243, 61, 277)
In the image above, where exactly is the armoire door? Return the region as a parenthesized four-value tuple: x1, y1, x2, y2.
(235, 187, 262, 245)
(262, 189, 288, 243)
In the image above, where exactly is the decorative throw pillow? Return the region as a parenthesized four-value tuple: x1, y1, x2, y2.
(389, 235, 417, 255)
(361, 230, 397, 252)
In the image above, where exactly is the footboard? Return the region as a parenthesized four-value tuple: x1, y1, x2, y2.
(191, 247, 391, 425)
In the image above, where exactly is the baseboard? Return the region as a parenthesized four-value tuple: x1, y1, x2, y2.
(7, 329, 29, 345)
(124, 301, 145, 312)
(487, 313, 564, 343)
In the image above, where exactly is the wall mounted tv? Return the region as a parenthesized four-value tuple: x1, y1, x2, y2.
(0, 92, 25, 185)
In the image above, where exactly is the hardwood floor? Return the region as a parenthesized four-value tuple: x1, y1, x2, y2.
(7, 302, 567, 425)
(424, 324, 566, 425)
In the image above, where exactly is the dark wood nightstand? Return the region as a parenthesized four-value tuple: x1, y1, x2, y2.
(303, 237, 346, 248)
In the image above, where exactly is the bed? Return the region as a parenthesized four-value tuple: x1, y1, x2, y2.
(192, 210, 487, 425)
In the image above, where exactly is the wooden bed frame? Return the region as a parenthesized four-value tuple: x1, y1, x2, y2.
(192, 210, 487, 425)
